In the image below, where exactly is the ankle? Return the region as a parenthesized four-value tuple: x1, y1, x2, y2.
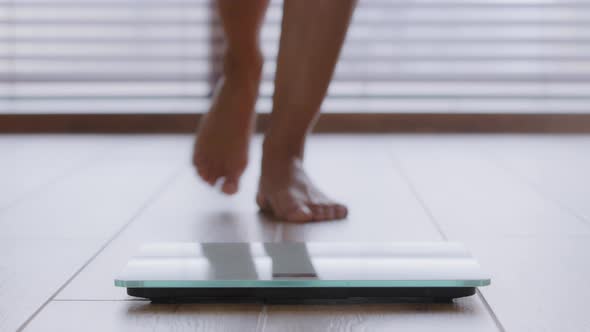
(262, 135, 304, 165)
(260, 140, 303, 189)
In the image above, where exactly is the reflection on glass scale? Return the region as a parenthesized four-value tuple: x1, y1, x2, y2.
(116, 242, 490, 288)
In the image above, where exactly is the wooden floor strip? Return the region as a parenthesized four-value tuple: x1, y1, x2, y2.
(0, 135, 113, 211)
(23, 301, 263, 332)
(388, 134, 590, 332)
(0, 135, 186, 331)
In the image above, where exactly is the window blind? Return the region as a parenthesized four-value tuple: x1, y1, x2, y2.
(1, 0, 589, 114)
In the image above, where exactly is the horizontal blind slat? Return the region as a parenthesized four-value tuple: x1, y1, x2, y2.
(4, 97, 590, 114)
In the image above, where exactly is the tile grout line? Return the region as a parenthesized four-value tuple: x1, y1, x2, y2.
(387, 144, 507, 332)
(388, 154, 447, 241)
(482, 147, 590, 231)
(476, 289, 505, 332)
(16, 165, 187, 332)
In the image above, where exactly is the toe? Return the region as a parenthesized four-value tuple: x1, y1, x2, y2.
(204, 171, 221, 187)
(283, 205, 313, 223)
(206, 163, 226, 187)
(334, 204, 348, 219)
(194, 158, 220, 187)
(204, 171, 218, 186)
(324, 206, 336, 220)
(270, 195, 313, 223)
(310, 203, 347, 221)
(196, 164, 214, 186)
(221, 176, 239, 195)
(206, 177, 218, 187)
(310, 205, 327, 221)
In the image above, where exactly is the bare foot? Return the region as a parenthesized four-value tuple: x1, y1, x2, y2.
(193, 52, 262, 194)
(256, 143, 348, 222)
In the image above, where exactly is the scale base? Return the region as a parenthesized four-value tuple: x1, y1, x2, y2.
(129, 287, 475, 304)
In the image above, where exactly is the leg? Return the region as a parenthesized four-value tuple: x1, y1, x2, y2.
(257, 0, 357, 222)
(193, 0, 269, 194)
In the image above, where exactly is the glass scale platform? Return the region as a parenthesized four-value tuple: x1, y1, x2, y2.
(115, 242, 490, 303)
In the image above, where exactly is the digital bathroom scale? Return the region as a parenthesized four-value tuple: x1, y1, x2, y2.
(115, 242, 490, 303)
